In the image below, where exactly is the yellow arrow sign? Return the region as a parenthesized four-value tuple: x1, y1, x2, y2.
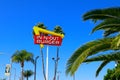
(33, 26, 64, 38)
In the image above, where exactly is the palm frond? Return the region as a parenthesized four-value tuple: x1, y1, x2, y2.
(23, 70, 33, 77)
(91, 19, 120, 35)
(85, 51, 120, 62)
(112, 68, 120, 78)
(83, 7, 120, 21)
(12, 50, 23, 63)
(84, 52, 120, 77)
(12, 50, 33, 63)
(111, 64, 120, 78)
(53, 26, 65, 35)
(66, 37, 113, 76)
(96, 61, 110, 77)
(112, 34, 120, 49)
(35, 23, 47, 29)
(20, 50, 33, 61)
(103, 28, 120, 37)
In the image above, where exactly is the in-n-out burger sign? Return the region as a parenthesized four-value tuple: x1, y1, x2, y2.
(34, 35, 62, 46)
(33, 26, 64, 47)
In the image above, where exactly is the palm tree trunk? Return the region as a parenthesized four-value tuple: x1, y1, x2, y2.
(40, 48, 46, 80)
(21, 67, 24, 80)
(21, 62, 24, 80)
(27, 77, 28, 80)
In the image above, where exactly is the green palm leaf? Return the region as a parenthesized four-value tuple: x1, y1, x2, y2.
(83, 7, 120, 21)
(96, 61, 110, 77)
(103, 27, 120, 37)
(111, 64, 120, 78)
(84, 52, 120, 77)
(66, 37, 113, 76)
(91, 19, 120, 35)
(36, 23, 47, 29)
(85, 52, 120, 62)
(53, 26, 65, 35)
(12, 50, 33, 63)
(23, 70, 33, 77)
(23, 70, 33, 80)
(112, 34, 120, 49)
(66, 7, 120, 77)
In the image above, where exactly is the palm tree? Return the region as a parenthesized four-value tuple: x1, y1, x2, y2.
(33, 23, 47, 80)
(66, 7, 120, 76)
(53, 26, 65, 80)
(12, 50, 33, 80)
(23, 70, 33, 80)
(53, 26, 65, 35)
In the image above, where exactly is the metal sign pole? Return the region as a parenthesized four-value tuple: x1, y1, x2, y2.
(46, 45, 49, 80)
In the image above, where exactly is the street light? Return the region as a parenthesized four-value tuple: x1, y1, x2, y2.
(34, 56, 39, 80)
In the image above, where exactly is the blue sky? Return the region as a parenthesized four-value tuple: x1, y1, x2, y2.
(0, 0, 120, 80)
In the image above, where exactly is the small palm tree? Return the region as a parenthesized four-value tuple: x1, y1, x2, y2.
(53, 26, 64, 80)
(23, 70, 33, 80)
(12, 50, 33, 80)
(53, 26, 65, 35)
